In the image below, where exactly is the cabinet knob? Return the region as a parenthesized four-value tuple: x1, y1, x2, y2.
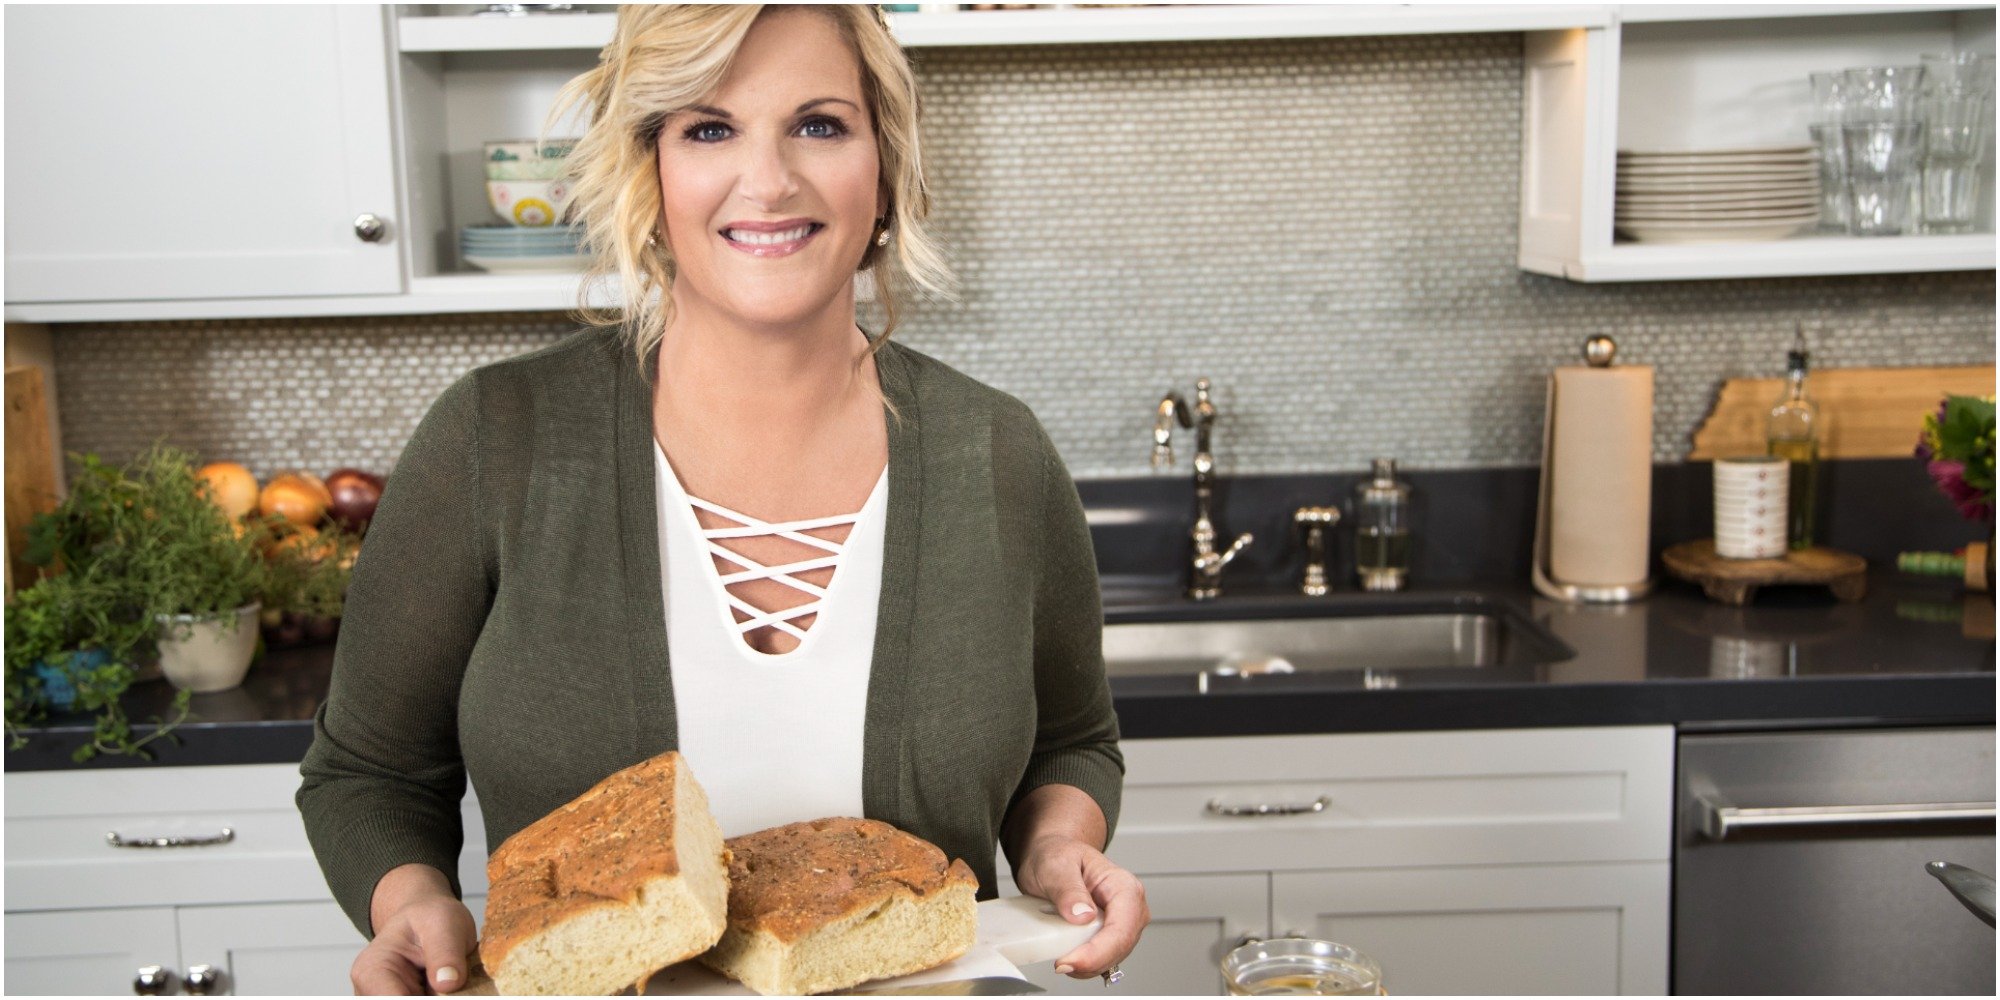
(353, 213, 389, 243)
(183, 964, 223, 996)
(133, 965, 177, 995)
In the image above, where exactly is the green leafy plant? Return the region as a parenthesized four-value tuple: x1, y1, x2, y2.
(1916, 394, 1997, 523)
(7, 444, 359, 761)
(2, 567, 180, 759)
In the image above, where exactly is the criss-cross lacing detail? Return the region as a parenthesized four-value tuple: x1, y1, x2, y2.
(684, 494, 860, 643)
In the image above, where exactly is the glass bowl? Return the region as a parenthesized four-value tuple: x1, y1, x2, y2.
(1220, 937, 1382, 996)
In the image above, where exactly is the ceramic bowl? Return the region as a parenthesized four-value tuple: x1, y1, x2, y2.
(487, 179, 574, 227)
(484, 138, 576, 181)
(154, 603, 262, 693)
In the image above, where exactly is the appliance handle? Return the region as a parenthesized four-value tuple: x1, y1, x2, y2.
(1697, 796, 1996, 841)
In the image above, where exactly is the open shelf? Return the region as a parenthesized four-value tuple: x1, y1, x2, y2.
(0, 272, 614, 323)
(1543, 233, 1993, 282)
(1519, 5, 1996, 282)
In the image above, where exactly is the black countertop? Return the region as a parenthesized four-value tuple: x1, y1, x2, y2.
(7, 568, 1991, 772)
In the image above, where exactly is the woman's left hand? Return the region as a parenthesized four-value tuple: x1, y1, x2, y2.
(1014, 833, 1150, 979)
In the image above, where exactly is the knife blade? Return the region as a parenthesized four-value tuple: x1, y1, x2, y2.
(841, 976, 1047, 995)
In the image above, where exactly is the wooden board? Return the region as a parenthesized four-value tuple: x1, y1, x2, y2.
(1662, 539, 1868, 605)
(1688, 364, 1995, 460)
(5, 364, 60, 594)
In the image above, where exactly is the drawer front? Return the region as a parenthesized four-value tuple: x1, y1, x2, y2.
(1107, 726, 1673, 873)
(7, 763, 491, 912)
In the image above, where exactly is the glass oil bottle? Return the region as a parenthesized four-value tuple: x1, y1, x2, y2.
(1766, 325, 1821, 551)
(1354, 458, 1412, 591)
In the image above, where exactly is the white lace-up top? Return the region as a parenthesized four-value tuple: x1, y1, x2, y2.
(653, 439, 888, 838)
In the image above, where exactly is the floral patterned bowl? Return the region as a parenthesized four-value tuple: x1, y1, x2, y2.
(486, 179, 574, 228)
(484, 138, 576, 181)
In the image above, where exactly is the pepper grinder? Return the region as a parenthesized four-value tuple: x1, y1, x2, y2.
(1353, 458, 1412, 592)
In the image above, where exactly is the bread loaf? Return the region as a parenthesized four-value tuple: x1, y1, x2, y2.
(699, 817, 978, 996)
(479, 750, 730, 996)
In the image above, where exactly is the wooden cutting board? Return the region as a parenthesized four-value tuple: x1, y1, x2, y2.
(1688, 364, 1995, 460)
(5, 364, 60, 593)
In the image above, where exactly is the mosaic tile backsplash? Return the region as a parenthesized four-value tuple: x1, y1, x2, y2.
(48, 32, 1996, 481)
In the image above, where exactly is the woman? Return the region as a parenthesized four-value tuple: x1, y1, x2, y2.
(296, 5, 1146, 994)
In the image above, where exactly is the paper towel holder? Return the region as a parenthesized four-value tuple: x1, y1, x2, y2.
(1531, 335, 1655, 603)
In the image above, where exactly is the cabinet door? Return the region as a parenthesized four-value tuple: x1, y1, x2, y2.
(1273, 863, 1668, 996)
(174, 895, 487, 996)
(1011, 873, 1268, 997)
(3, 5, 400, 303)
(4, 907, 181, 996)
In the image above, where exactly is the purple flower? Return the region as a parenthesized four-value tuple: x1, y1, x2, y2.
(1929, 459, 1994, 523)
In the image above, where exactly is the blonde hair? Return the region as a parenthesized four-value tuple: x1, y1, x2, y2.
(543, 4, 956, 379)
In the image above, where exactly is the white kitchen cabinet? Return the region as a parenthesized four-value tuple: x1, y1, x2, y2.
(995, 727, 1673, 994)
(12, 5, 1973, 323)
(176, 900, 367, 997)
(1275, 862, 1670, 995)
(6, 727, 1673, 995)
(3, 896, 489, 997)
(1110, 727, 1675, 875)
(1520, 5, 1996, 281)
(5, 762, 492, 995)
(3, 907, 181, 996)
(170, 895, 487, 997)
(1081, 727, 1674, 995)
(2, 5, 401, 304)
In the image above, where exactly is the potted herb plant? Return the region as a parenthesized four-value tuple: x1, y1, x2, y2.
(2, 564, 181, 760)
(8, 444, 357, 761)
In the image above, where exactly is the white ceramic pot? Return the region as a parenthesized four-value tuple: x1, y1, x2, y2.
(154, 602, 261, 693)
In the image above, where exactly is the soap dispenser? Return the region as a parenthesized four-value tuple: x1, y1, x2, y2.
(1354, 458, 1412, 592)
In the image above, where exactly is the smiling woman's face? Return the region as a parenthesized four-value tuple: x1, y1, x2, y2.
(656, 8, 883, 330)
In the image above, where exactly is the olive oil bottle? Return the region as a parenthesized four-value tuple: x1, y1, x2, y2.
(1767, 326, 1821, 551)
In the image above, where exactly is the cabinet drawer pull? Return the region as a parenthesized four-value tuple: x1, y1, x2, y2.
(106, 826, 235, 849)
(1697, 797, 1995, 840)
(1206, 796, 1332, 817)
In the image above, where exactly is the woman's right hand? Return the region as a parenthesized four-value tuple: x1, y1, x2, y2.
(352, 863, 477, 995)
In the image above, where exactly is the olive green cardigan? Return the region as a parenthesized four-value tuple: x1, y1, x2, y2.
(295, 327, 1122, 938)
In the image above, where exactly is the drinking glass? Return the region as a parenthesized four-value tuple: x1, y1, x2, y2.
(1841, 66, 1928, 235)
(1809, 72, 1850, 231)
(1922, 52, 1996, 94)
(1919, 54, 1995, 234)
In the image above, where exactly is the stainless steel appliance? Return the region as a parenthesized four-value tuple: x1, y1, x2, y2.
(1675, 726, 1996, 994)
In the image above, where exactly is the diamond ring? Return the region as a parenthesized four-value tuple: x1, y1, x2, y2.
(1101, 964, 1124, 987)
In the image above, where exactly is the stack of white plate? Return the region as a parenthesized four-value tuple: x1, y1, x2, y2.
(1615, 146, 1820, 244)
(461, 223, 589, 273)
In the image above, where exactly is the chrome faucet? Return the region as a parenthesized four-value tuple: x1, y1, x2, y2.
(1152, 378, 1253, 600)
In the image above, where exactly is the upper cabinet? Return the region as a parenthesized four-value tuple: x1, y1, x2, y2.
(1520, 5, 1996, 281)
(2, 5, 400, 306)
(5, 5, 1993, 322)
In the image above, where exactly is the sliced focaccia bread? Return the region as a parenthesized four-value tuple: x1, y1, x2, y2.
(699, 817, 979, 996)
(478, 750, 730, 996)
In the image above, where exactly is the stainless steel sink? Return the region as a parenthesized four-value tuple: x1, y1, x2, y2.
(1101, 601, 1571, 685)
